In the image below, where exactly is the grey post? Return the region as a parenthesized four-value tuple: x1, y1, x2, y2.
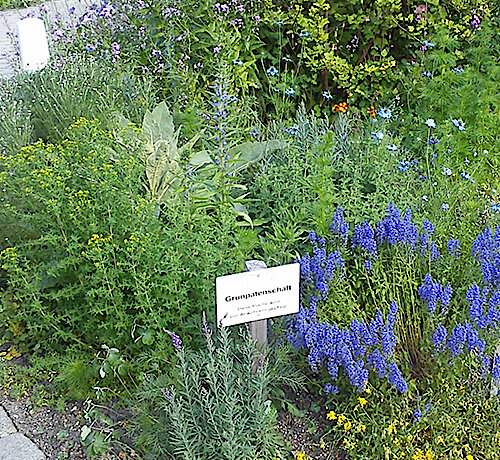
(245, 260, 268, 346)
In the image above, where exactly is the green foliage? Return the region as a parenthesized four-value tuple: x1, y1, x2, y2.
(323, 366, 500, 458)
(0, 78, 32, 155)
(0, 120, 244, 356)
(11, 55, 153, 143)
(0, 0, 39, 11)
(134, 322, 303, 460)
(117, 101, 202, 206)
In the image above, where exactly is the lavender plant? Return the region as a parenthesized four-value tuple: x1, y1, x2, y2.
(133, 319, 303, 460)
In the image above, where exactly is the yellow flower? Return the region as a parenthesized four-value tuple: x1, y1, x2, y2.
(466, 456, 473, 460)
(358, 397, 368, 407)
(296, 453, 305, 460)
(326, 411, 336, 420)
(337, 414, 347, 425)
(388, 424, 396, 435)
(344, 421, 352, 431)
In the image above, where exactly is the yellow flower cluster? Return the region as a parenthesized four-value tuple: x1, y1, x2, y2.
(0, 247, 18, 270)
(87, 234, 113, 246)
(411, 449, 434, 460)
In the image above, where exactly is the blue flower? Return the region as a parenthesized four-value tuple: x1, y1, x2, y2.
(432, 324, 447, 351)
(324, 383, 339, 394)
(429, 137, 439, 145)
(398, 161, 410, 172)
(284, 125, 299, 135)
(371, 130, 384, 142)
(351, 221, 378, 258)
(386, 144, 398, 151)
(492, 204, 500, 212)
(322, 91, 333, 100)
(232, 59, 243, 65)
(266, 67, 278, 77)
(419, 273, 443, 315)
(442, 167, 452, 176)
(422, 71, 431, 77)
(299, 31, 310, 37)
(451, 119, 466, 131)
(387, 360, 408, 393)
(249, 129, 260, 137)
(447, 238, 460, 258)
(329, 207, 349, 246)
(282, 56, 293, 63)
(414, 408, 422, 422)
(460, 172, 471, 180)
(425, 118, 436, 128)
(166, 330, 183, 350)
(466, 284, 485, 322)
(423, 40, 435, 47)
(378, 108, 392, 119)
(454, 67, 464, 73)
(284, 88, 296, 96)
(441, 203, 450, 211)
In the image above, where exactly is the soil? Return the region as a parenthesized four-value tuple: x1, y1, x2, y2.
(0, 356, 344, 460)
(0, 391, 88, 460)
(275, 387, 346, 460)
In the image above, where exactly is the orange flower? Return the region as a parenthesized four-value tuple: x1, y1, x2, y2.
(367, 106, 376, 117)
(333, 102, 349, 113)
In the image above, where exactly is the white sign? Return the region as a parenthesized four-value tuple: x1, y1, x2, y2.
(17, 18, 50, 72)
(216, 263, 300, 327)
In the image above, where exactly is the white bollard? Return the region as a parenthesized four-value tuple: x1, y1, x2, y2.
(17, 17, 50, 72)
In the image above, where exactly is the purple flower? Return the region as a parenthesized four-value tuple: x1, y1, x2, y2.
(432, 324, 447, 351)
(166, 330, 183, 350)
(471, 14, 481, 29)
(351, 222, 378, 258)
(329, 206, 349, 246)
(387, 360, 408, 393)
(447, 238, 460, 258)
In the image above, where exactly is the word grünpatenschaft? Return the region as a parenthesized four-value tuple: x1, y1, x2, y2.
(225, 285, 292, 302)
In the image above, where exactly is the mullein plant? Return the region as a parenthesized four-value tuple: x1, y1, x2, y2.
(288, 204, 500, 396)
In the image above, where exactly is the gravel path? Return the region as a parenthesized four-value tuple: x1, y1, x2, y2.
(0, 0, 91, 78)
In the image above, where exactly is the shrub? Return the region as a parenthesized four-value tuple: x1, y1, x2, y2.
(134, 318, 303, 460)
(0, 119, 243, 355)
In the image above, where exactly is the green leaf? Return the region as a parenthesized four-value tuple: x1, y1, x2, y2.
(81, 425, 91, 442)
(226, 140, 285, 174)
(142, 101, 174, 145)
(142, 329, 154, 345)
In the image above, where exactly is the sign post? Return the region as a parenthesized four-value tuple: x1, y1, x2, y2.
(216, 260, 300, 373)
(17, 18, 50, 72)
(245, 260, 268, 346)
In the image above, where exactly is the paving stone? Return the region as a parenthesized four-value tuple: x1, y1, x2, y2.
(0, 433, 45, 460)
(0, 407, 16, 438)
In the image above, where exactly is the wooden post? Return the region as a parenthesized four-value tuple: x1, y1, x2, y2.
(492, 343, 500, 398)
(245, 260, 267, 373)
(245, 260, 268, 346)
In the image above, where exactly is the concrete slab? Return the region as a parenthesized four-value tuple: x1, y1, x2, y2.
(0, 433, 45, 460)
(0, 407, 16, 438)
